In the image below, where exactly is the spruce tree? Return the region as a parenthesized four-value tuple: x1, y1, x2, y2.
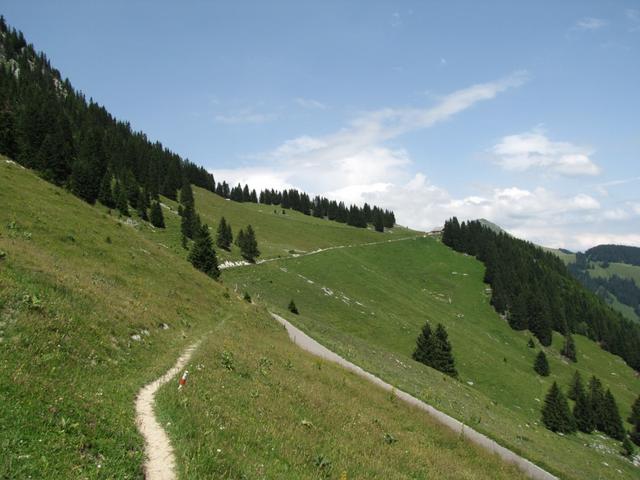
(288, 300, 299, 314)
(573, 388, 594, 433)
(541, 381, 576, 433)
(534, 351, 550, 376)
(136, 190, 148, 221)
(188, 224, 219, 279)
(621, 435, 635, 457)
(216, 217, 232, 250)
(628, 395, 640, 426)
(588, 376, 607, 431)
(432, 323, 458, 378)
(631, 419, 640, 447)
(239, 225, 259, 262)
(149, 201, 165, 228)
(602, 389, 625, 440)
(567, 371, 584, 401)
(98, 172, 115, 208)
(225, 220, 233, 246)
(114, 181, 129, 216)
(561, 335, 577, 362)
(373, 210, 384, 232)
(412, 322, 435, 367)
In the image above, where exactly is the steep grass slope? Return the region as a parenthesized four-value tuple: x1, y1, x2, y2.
(0, 159, 525, 479)
(224, 237, 640, 480)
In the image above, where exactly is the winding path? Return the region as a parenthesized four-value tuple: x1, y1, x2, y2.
(135, 341, 200, 480)
(270, 312, 558, 480)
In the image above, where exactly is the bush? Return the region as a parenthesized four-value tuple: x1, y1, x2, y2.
(288, 300, 299, 314)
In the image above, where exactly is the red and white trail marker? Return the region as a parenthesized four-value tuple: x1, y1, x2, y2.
(178, 370, 189, 390)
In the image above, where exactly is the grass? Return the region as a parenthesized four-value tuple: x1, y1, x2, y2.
(0, 158, 526, 479)
(224, 236, 640, 480)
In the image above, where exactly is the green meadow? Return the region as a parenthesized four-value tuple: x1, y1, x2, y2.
(224, 236, 640, 480)
(0, 159, 526, 479)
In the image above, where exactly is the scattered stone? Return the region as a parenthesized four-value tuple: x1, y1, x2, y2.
(130, 334, 142, 341)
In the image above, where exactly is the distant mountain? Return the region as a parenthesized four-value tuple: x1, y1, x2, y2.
(476, 218, 507, 235)
(585, 244, 640, 267)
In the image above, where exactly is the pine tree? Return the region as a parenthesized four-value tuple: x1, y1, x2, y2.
(628, 395, 640, 426)
(136, 190, 148, 221)
(114, 181, 129, 216)
(149, 201, 165, 228)
(631, 419, 640, 447)
(239, 225, 259, 262)
(561, 335, 577, 362)
(534, 351, 550, 376)
(573, 388, 594, 433)
(567, 371, 584, 401)
(541, 381, 576, 433)
(602, 389, 625, 440)
(98, 172, 115, 208)
(432, 323, 458, 377)
(373, 210, 384, 232)
(412, 322, 435, 367)
(187, 224, 219, 279)
(216, 217, 232, 250)
(181, 203, 197, 239)
(288, 300, 299, 314)
(588, 376, 607, 432)
(621, 435, 635, 457)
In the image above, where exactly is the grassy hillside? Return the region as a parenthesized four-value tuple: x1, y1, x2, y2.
(0, 159, 525, 479)
(224, 237, 640, 480)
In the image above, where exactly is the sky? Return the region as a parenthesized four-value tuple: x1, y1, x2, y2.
(3, 1, 640, 250)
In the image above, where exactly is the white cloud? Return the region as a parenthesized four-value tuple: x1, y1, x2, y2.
(575, 17, 608, 31)
(490, 130, 601, 176)
(391, 12, 402, 28)
(214, 108, 278, 125)
(295, 98, 327, 110)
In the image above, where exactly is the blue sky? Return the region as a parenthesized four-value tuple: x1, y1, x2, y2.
(3, 1, 639, 249)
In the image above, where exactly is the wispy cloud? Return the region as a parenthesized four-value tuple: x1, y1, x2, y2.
(391, 12, 402, 28)
(214, 108, 278, 125)
(295, 97, 327, 110)
(490, 129, 601, 176)
(574, 17, 608, 31)
(626, 9, 640, 32)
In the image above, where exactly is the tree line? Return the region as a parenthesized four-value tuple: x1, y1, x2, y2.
(441, 218, 640, 371)
(0, 17, 396, 233)
(585, 244, 640, 267)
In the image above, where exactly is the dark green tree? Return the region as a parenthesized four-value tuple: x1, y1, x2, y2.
(588, 376, 607, 431)
(573, 388, 594, 433)
(98, 172, 115, 208)
(432, 323, 458, 378)
(136, 190, 148, 221)
(534, 351, 550, 376)
(114, 181, 129, 216)
(621, 435, 635, 457)
(541, 381, 576, 433)
(216, 216, 232, 250)
(188, 224, 219, 279)
(631, 419, 640, 447)
(527, 337, 535, 348)
(412, 322, 435, 367)
(373, 210, 384, 232)
(628, 395, 640, 426)
(602, 389, 625, 440)
(149, 201, 165, 228)
(239, 225, 259, 262)
(567, 371, 584, 401)
(288, 300, 299, 314)
(561, 335, 577, 362)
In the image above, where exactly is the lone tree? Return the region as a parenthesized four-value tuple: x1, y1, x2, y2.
(149, 201, 165, 228)
(412, 322, 436, 367)
(541, 382, 576, 433)
(412, 322, 457, 378)
(561, 335, 577, 362)
(534, 351, 550, 376)
(288, 299, 299, 314)
(188, 224, 219, 279)
(238, 225, 260, 262)
(216, 216, 233, 250)
(588, 376, 607, 431)
(567, 371, 584, 401)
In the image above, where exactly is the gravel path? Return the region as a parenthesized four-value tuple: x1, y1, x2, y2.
(135, 341, 200, 480)
(271, 312, 558, 480)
